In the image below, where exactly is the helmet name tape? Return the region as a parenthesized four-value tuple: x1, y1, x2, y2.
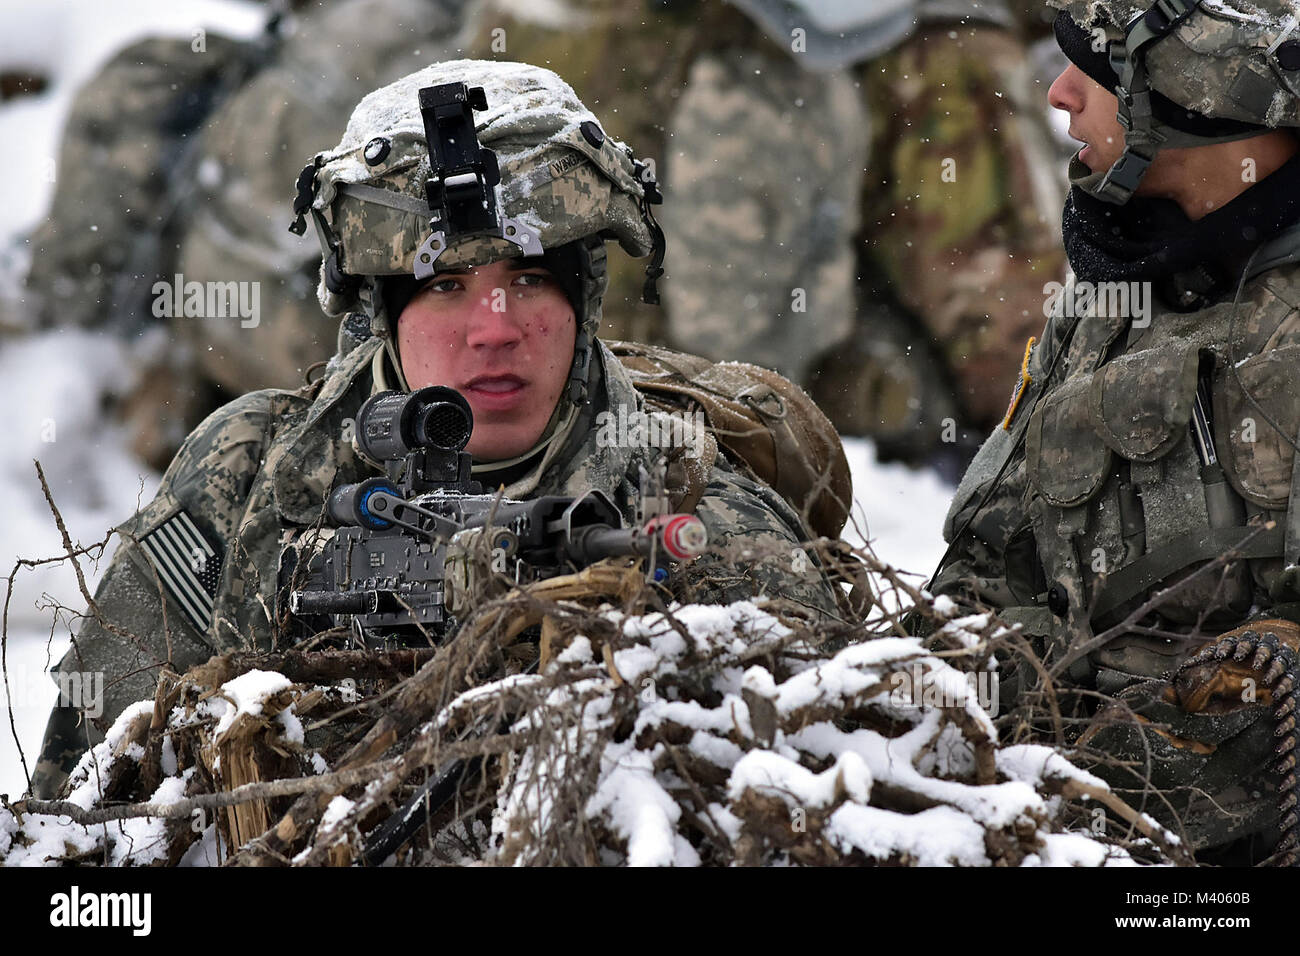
(413, 82, 541, 280)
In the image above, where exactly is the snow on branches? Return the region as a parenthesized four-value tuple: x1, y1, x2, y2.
(1, 575, 1175, 867)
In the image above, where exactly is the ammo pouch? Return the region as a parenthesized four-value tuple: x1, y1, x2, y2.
(1025, 341, 1267, 649)
(608, 341, 852, 540)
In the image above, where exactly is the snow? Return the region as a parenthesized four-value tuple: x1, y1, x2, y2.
(474, 599, 1134, 866)
(996, 743, 1111, 793)
(727, 749, 873, 808)
(61, 700, 154, 812)
(772, 636, 914, 714)
(586, 746, 685, 867)
(839, 436, 954, 574)
(277, 707, 305, 746)
(827, 803, 991, 866)
(199, 669, 293, 739)
(319, 795, 356, 836)
(554, 635, 594, 664)
(1032, 832, 1143, 867)
(930, 594, 960, 618)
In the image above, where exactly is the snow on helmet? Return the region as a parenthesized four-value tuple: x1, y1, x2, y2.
(1050, 0, 1300, 203)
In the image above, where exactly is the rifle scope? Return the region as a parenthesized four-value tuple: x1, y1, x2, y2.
(355, 386, 473, 463)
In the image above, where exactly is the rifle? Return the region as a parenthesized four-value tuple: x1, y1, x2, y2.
(282, 385, 708, 649)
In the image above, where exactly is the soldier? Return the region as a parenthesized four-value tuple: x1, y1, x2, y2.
(928, 0, 1300, 862)
(28, 59, 844, 800)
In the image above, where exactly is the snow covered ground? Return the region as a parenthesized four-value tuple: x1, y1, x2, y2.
(0, 0, 956, 800)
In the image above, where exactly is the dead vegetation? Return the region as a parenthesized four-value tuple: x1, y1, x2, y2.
(2, 529, 1183, 867)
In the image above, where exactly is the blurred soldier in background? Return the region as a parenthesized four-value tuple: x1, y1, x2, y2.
(650, 0, 1067, 471)
(16, 0, 1065, 477)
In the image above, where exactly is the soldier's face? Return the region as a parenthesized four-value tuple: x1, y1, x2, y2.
(1048, 63, 1128, 174)
(396, 258, 576, 461)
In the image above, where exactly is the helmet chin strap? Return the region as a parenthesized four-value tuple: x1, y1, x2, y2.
(1093, 0, 1204, 203)
(1093, 0, 1271, 205)
(1085, 0, 1217, 204)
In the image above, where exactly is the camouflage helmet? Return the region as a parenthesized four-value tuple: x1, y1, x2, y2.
(290, 59, 665, 400)
(1050, 0, 1300, 203)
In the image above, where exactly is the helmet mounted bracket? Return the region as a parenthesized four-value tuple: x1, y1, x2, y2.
(413, 82, 542, 281)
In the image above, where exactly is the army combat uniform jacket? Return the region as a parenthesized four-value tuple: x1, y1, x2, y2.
(31, 335, 839, 798)
(930, 232, 1300, 854)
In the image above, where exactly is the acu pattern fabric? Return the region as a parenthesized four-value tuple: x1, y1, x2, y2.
(930, 242, 1300, 858)
(29, 334, 843, 800)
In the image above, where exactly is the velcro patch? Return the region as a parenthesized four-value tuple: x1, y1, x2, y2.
(138, 510, 223, 635)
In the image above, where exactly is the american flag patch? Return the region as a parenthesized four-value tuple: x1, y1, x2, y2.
(138, 510, 223, 634)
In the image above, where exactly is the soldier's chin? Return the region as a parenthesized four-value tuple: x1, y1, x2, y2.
(466, 425, 540, 463)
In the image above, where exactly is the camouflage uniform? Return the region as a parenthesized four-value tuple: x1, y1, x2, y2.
(29, 60, 842, 800)
(929, 0, 1300, 859)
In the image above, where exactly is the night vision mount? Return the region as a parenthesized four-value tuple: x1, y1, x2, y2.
(413, 82, 542, 281)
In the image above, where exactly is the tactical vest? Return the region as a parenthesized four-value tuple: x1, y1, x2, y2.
(1021, 264, 1300, 689)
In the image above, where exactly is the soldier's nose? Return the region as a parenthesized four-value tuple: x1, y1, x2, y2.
(465, 292, 524, 349)
(1048, 63, 1086, 114)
